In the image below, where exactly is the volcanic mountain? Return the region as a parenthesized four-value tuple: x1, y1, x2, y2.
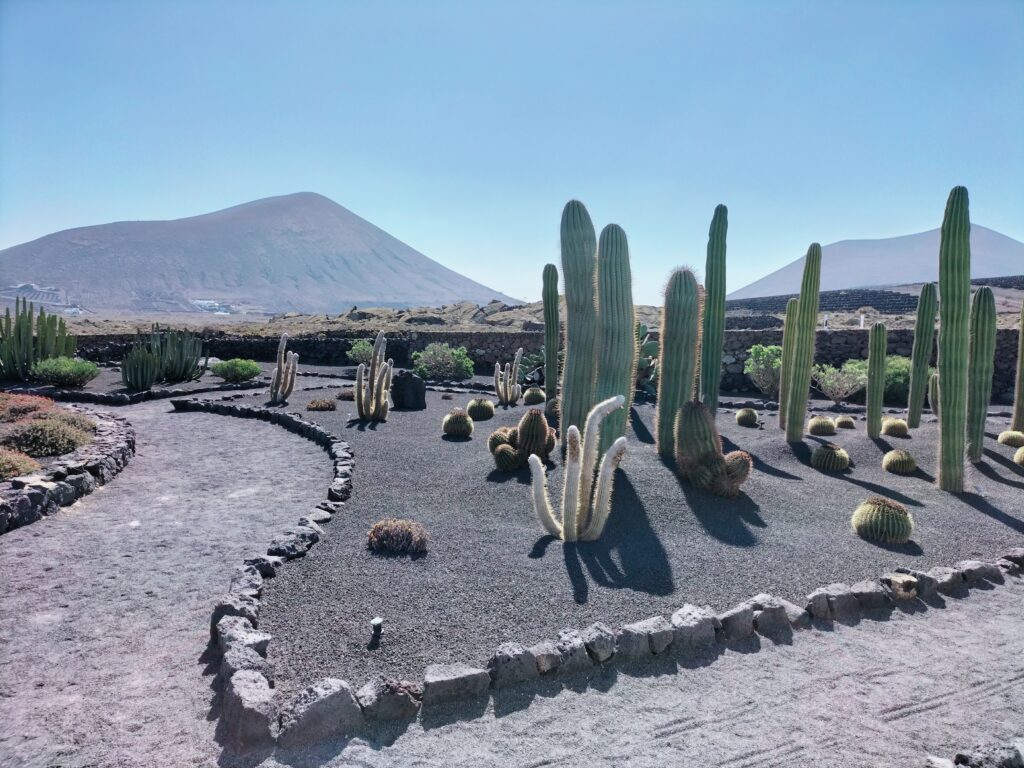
(729, 225, 1024, 300)
(0, 192, 518, 313)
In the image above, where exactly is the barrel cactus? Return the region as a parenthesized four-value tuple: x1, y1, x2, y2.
(810, 443, 850, 473)
(442, 408, 474, 438)
(1014, 446, 1024, 467)
(674, 400, 752, 498)
(736, 408, 759, 427)
(523, 387, 546, 405)
(807, 415, 836, 436)
(834, 414, 856, 429)
(487, 409, 556, 471)
(881, 418, 909, 438)
(851, 497, 914, 544)
(466, 398, 495, 421)
(997, 430, 1024, 448)
(882, 449, 917, 475)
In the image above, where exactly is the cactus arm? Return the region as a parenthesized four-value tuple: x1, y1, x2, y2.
(966, 287, 996, 462)
(528, 454, 563, 538)
(1013, 302, 1024, 432)
(575, 395, 625, 522)
(929, 372, 940, 418)
(906, 283, 937, 428)
(581, 436, 627, 541)
(510, 347, 523, 399)
(560, 425, 582, 541)
(283, 352, 297, 400)
(355, 363, 367, 419)
(866, 323, 887, 438)
(494, 362, 503, 402)
(777, 298, 799, 428)
(700, 204, 728, 414)
(367, 330, 384, 399)
(784, 245, 822, 441)
(655, 269, 700, 458)
(542, 264, 560, 401)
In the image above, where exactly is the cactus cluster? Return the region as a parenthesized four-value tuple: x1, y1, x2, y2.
(523, 387, 546, 405)
(882, 449, 917, 475)
(0, 298, 76, 381)
(270, 334, 299, 405)
(528, 396, 627, 541)
(851, 497, 914, 545)
(699, 205, 728, 414)
(494, 347, 523, 406)
(835, 414, 857, 429)
(542, 263, 560, 402)
(866, 323, 887, 439)
(881, 418, 909, 438)
(466, 398, 495, 421)
(355, 331, 392, 421)
(635, 323, 659, 396)
(811, 443, 850, 473)
(442, 408, 474, 438)
(997, 430, 1024, 448)
(674, 400, 752, 498)
(735, 408, 759, 427)
(782, 245, 823, 441)
(966, 287, 997, 462)
(488, 409, 556, 471)
(122, 325, 207, 392)
(906, 283, 937, 428)
(121, 345, 162, 391)
(656, 269, 701, 458)
(807, 415, 836, 436)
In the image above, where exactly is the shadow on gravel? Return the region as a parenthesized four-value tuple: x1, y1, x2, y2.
(629, 408, 656, 445)
(863, 538, 925, 556)
(486, 466, 532, 485)
(959, 492, 1024, 534)
(663, 455, 765, 547)
(982, 448, 1024, 477)
(839, 476, 925, 507)
(345, 418, 381, 431)
(975, 461, 1024, 490)
(723, 435, 801, 480)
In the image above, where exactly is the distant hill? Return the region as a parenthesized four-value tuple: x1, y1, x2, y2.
(729, 225, 1024, 299)
(0, 192, 518, 313)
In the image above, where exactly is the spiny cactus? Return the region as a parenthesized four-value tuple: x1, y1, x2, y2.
(784, 245, 822, 441)
(777, 297, 799, 428)
(811, 443, 850, 473)
(866, 322, 887, 439)
(635, 322, 659, 396)
(466, 398, 495, 421)
(851, 497, 914, 545)
(559, 201, 598, 440)
(355, 330, 392, 420)
(881, 418, 909, 438)
(528, 396, 627, 542)
(1014, 302, 1024, 432)
(269, 334, 298, 404)
(736, 408, 759, 427)
(997, 430, 1024, 448)
(494, 347, 523, 406)
(1014, 446, 1024, 467)
(807, 415, 836, 436)
(442, 408, 474, 438)
(656, 269, 700, 458)
(937, 186, 971, 492)
(674, 400, 752, 498)
(700, 205, 728, 414)
(487, 409, 556, 471)
(542, 264, 560, 402)
(928, 372, 940, 418)
(835, 414, 856, 429)
(0, 298, 77, 382)
(494, 444, 521, 472)
(121, 345, 161, 391)
(882, 449, 917, 475)
(523, 387, 546, 405)
(906, 283, 937, 427)
(966, 287, 996, 462)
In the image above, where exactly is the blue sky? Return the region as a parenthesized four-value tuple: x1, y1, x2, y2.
(1, 0, 1021, 304)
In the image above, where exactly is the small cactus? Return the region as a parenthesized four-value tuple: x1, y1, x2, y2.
(493, 444, 521, 472)
(735, 408, 759, 427)
(523, 387, 546, 405)
(466, 398, 495, 421)
(1014, 446, 1024, 467)
(442, 408, 474, 438)
(810, 443, 850, 473)
(997, 430, 1024, 448)
(544, 397, 560, 425)
(487, 409, 556, 471)
(881, 418, 909, 438)
(834, 414, 856, 429)
(306, 398, 336, 411)
(487, 426, 514, 454)
(807, 415, 836, 436)
(882, 449, 917, 475)
(270, 334, 298, 405)
(851, 496, 914, 544)
(494, 348, 524, 406)
(928, 372, 940, 417)
(355, 330, 393, 421)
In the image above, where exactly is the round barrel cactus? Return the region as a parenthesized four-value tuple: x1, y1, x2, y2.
(523, 387, 546, 405)
(1014, 447, 1024, 467)
(807, 415, 836, 436)
(735, 408, 759, 428)
(493, 444, 521, 472)
(442, 408, 473, 438)
(997, 430, 1024, 448)
(881, 418, 909, 438)
(810, 443, 850, 473)
(467, 398, 495, 421)
(834, 414, 856, 429)
(851, 497, 914, 544)
(882, 449, 917, 475)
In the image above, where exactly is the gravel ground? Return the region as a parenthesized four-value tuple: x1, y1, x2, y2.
(245, 385, 1024, 695)
(0, 400, 333, 768)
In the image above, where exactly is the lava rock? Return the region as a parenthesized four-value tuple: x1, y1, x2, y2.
(955, 560, 1004, 585)
(671, 604, 720, 651)
(390, 371, 427, 410)
(277, 678, 364, 748)
(745, 594, 790, 639)
(219, 645, 274, 686)
(896, 566, 937, 598)
(617, 615, 675, 659)
(243, 554, 284, 578)
(805, 587, 832, 620)
(422, 663, 490, 705)
(718, 604, 755, 640)
(927, 566, 966, 595)
(529, 640, 562, 675)
(221, 671, 277, 753)
(486, 642, 538, 687)
(580, 622, 617, 663)
(880, 572, 918, 600)
(267, 526, 320, 559)
(229, 565, 264, 598)
(210, 594, 261, 639)
(216, 615, 271, 657)
(850, 580, 893, 613)
(356, 676, 422, 721)
(555, 629, 593, 675)
(822, 583, 861, 624)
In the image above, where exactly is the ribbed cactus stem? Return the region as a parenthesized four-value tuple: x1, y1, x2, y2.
(700, 204, 728, 414)
(937, 186, 971, 492)
(966, 287, 996, 462)
(777, 297, 799, 428)
(1013, 302, 1024, 432)
(582, 436, 627, 541)
(560, 426, 582, 541)
(494, 348, 523, 406)
(355, 331, 391, 420)
(906, 283, 937, 428)
(866, 323, 887, 438)
(270, 334, 292, 404)
(576, 394, 625, 527)
(542, 264, 560, 402)
(656, 269, 700, 458)
(929, 372, 940, 418)
(784, 245, 822, 441)
(528, 455, 563, 539)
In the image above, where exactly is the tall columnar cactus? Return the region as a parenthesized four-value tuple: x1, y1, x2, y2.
(121, 345, 161, 391)
(674, 400, 752, 497)
(558, 201, 598, 441)
(966, 287, 996, 462)
(866, 322, 887, 439)
(700, 204, 728, 414)
(634, 323, 659, 396)
(528, 396, 627, 542)
(354, 330, 392, 420)
(0, 298, 77, 381)
(929, 372, 940, 418)
(655, 269, 700, 458)
(776, 297, 799, 428)
(937, 186, 971, 492)
(542, 264, 560, 402)
(270, 333, 299, 405)
(783, 244, 822, 441)
(593, 224, 637, 455)
(1013, 302, 1024, 432)
(906, 283, 937, 428)
(494, 347, 523, 406)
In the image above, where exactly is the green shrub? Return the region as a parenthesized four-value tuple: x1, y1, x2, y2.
(812, 363, 866, 405)
(347, 339, 375, 366)
(843, 356, 921, 406)
(743, 344, 783, 399)
(1, 417, 92, 457)
(412, 343, 474, 381)
(210, 358, 262, 383)
(30, 357, 100, 388)
(0, 448, 40, 480)
(34, 410, 97, 434)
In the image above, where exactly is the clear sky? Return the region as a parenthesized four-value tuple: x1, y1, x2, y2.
(1, 0, 1021, 304)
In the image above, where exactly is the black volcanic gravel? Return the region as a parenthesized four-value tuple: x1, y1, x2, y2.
(242, 384, 1024, 697)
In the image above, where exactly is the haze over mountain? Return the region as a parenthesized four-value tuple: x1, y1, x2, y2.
(0, 192, 518, 313)
(729, 225, 1024, 300)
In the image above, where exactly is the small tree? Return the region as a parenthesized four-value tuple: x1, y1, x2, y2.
(812, 363, 867, 405)
(743, 344, 783, 399)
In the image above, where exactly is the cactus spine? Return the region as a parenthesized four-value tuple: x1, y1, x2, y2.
(674, 400, 752, 497)
(1012, 302, 1024, 432)
(656, 269, 700, 458)
(270, 334, 298, 405)
(966, 287, 996, 462)
(777, 297, 799, 428)
(558, 201, 598, 441)
(851, 497, 913, 544)
(593, 224, 637, 455)
(937, 186, 971, 492)
(784, 245, 822, 441)
(906, 283, 937, 428)
(866, 322, 887, 439)
(354, 330, 392, 420)
(528, 396, 627, 542)
(700, 204, 728, 414)
(542, 263, 560, 403)
(494, 347, 523, 406)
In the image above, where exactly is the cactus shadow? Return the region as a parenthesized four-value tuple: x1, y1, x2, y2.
(957, 493, 1024, 534)
(485, 466, 533, 485)
(440, 435, 472, 443)
(722, 436, 799, 480)
(628, 408, 656, 445)
(837, 476, 924, 507)
(982, 448, 1024, 477)
(861, 537, 925, 556)
(662, 456, 765, 546)
(345, 418, 381, 432)
(975, 462, 1024, 491)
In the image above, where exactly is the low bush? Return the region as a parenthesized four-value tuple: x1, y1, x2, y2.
(743, 344, 783, 399)
(1, 417, 92, 457)
(367, 518, 429, 555)
(812, 364, 866, 405)
(30, 357, 100, 388)
(0, 393, 55, 423)
(336, 388, 356, 401)
(412, 343, 474, 381)
(843, 356, 920, 406)
(0, 448, 40, 480)
(210, 358, 262, 383)
(347, 339, 375, 366)
(306, 399, 336, 411)
(35, 410, 97, 433)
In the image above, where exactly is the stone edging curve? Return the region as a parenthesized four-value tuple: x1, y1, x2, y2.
(1, 379, 266, 407)
(0, 405, 136, 534)
(173, 394, 1024, 758)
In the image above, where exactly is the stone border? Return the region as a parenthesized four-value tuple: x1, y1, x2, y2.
(1, 379, 266, 407)
(172, 394, 1024, 757)
(0, 405, 136, 534)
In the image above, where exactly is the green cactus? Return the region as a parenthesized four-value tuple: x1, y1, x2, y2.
(493, 444, 521, 473)
(1014, 446, 1024, 467)
(866, 322, 887, 439)
(937, 186, 971, 492)
(1013, 302, 1024, 432)
(558, 200, 598, 441)
(120, 345, 161, 391)
(494, 347, 523, 406)
(354, 330, 391, 419)
(966, 287, 996, 462)
(656, 269, 700, 458)
(0, 298, 77, 381)
(674, 400, 752, 498)
(148, 325, 206, 383)
(906, 283, 937, 428)
(736, 408, 759, 427)
(881, 418, 909, 438)
(997, 430, 1024, 448)
(835, 414, 856, 429)
(777, 297, 799, 428)
(487, 409, 556, 471)
(700, 204, 728, 414)
(542, 263, 560, 402)
(523, 387, 546, 405)
(442, 408, 474, 438)
(487, 426, 515, 454)
(882, 449, 917, 475)
(928, 372, 940, 418)
(811, 443, 850, 473)
(784, 245, 822, 441)
(807, 415, 836, 436)
(466, 398, 495, 421)
(635, 322, 659, 396)
(851, 496, 914, 544)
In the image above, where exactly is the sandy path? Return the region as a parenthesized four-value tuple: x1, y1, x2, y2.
(0, 401, 333, 768)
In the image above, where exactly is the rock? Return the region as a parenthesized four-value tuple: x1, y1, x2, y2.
(580, 622, 616, 663)
(927, 566, 965, 595)
(953, 741, 1024, 767)
(718, 604, 755, 640)
(229, 565, 264, 598)
(955, 560, 1004, 585)
(745, 594, 790, 638)
(295, 518, 325, 536)
(317, 500, 346, 515)
(355, 676, 422, 721)
(64, 471, 96, 496)
(822, 583, 860, 624)
(267, 526, 320, 559)
(555, 629, 593, 675)
(278, 678, 364, 748)
(486, 642, 538, 687)
(880, 572, 917, 600)
(328, 479, 351, 502)
(850, 580, 893, 613)
(1001, 547, 1024, 567)
(243, 554, 284, 578)
(529, 640, 562, 675)
(220, 645, 273, 686)
(778, 598, 811, 629)
(896, 566, 937, 598)
(216, 615, 271, 657)
(670, 604, 719, 650)
(618, 616, 675, 658)
(924, 758, 956, 768)
(304, 508, 333, 524)
(390, 371, 427, 410)
(422, 663, 490, 705)
(221, 671, 276, 753)
(805, 587, 832, 620)
(996, 558, 1021, 576)
(210, 594, 260, 639)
